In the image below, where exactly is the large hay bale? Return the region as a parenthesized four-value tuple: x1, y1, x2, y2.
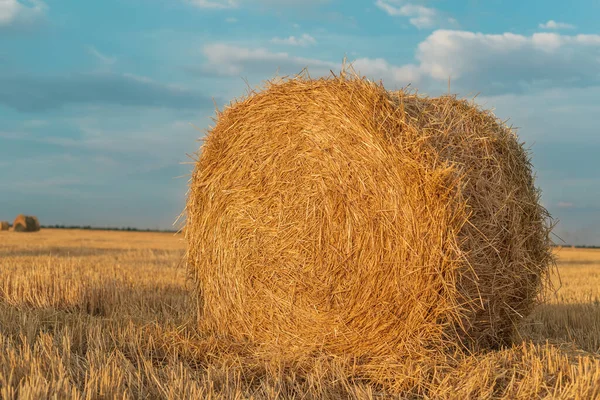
(13, 214, 40, 232)
(0, 221, 9, 231)
(185, 73, 553, 364)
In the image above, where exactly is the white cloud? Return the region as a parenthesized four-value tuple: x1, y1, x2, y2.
(557, 202, 574, 208)
(270, 33, 316, 47)
(414, 30, 600, 93)
(196, 43, 421, 88)
(352, 57, 421, 86)
(197, 28, 600, 96)
(87, 46, 116, 65)
(374, 0, 450, 29)
(200, 43, 338, 77)
(0, 0, 20, 24)
(0, 0, 46, 28)
(539, 20, 575, 30)
(186, 0, 237, 9)
(259, 0, 328, 4)
(530, 32, 564, 52)
(187, 0, 327, 8)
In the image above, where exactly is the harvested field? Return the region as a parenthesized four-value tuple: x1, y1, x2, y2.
(0, 229, 598, 399)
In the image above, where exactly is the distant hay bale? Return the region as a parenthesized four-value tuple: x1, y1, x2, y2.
(13, 214, 40, 232)
(0, 221, 9, 231)
(185, 72, 553, 366)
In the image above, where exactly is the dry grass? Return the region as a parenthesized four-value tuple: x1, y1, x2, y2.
(0, 229, 598, 399)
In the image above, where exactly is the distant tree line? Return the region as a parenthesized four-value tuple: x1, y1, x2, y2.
(551, 244, 600, 249)
(41, 225, 179, 233)
(34, 227, 600, 246)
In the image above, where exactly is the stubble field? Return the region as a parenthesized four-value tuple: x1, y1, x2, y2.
(0, 229, 599, 399)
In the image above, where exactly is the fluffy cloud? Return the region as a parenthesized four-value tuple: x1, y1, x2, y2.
(257, 0, 329, 4)
(415, 30, 600, 94)
(198, 43, 418, 86)
(0, 0, 46, 28)
(200, 43, 338, 77)
(196, 29, 600, 97)
(539, 20, 575, 30)
(374, 0, 450, 29)
(0, 72, 216, 112)
(187, 0, 328, 8)
(270, 34, 316, 47)
(186, 0, 237, 9)
(351, 58, 420, 86)
(557, 202, 574, 208)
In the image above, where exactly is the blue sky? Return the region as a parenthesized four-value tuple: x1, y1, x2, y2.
(1, 0, 599, 244)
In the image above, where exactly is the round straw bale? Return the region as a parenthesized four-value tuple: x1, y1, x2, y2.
(0, 221, 9, 231)
(13, 214, 40, 232)
(185, 73, 553, 363)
